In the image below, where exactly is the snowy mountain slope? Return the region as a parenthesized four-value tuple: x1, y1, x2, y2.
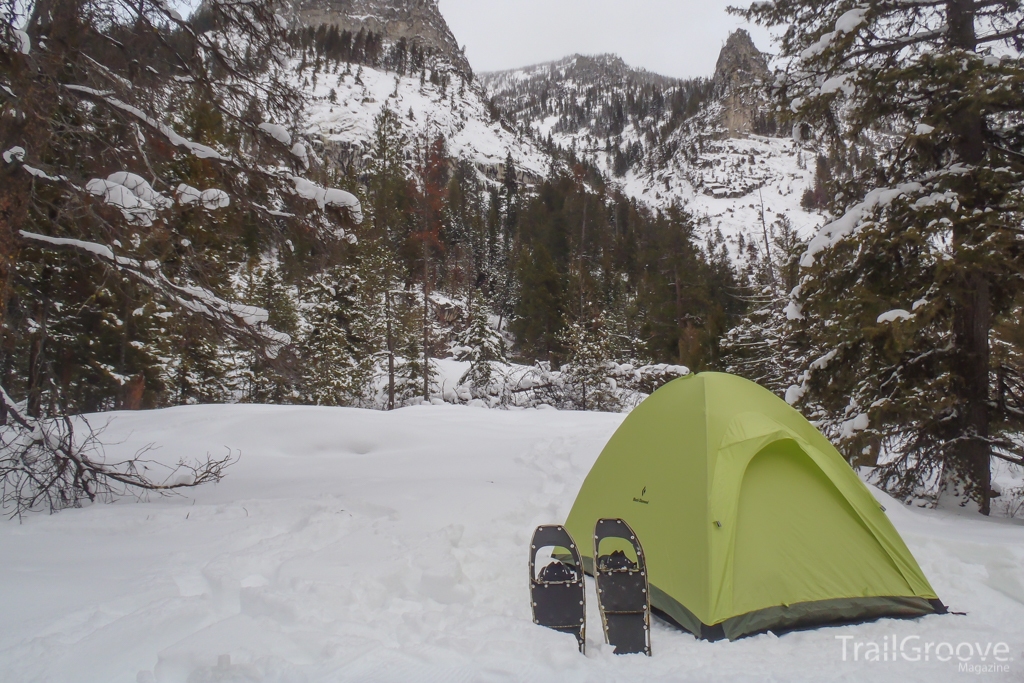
(481, 35, 825, 251)
(1, 404, 1021, 682)
(622, 107, 822, 245)
(299, 60, 550, 183)
(276, 0, 548, 185)
(480, 53, 682, 103)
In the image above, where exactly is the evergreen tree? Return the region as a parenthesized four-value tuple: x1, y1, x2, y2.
(165, 317, 233, 405)
(494, 153, 520, 327)
(236, 260, 300, 404)
(736, 0, 1024, 513)
(512, 243, 565, 361)
(455, 299, 507, 400)
(363, 107, 412, 409)
(390, 286, 435, 406)
(634, 205, 739, 371)
(558, 313, 620, 412)
(411, 134, 449, 402)
(299, 264, 375, 406)
(721, 216, 807, 395)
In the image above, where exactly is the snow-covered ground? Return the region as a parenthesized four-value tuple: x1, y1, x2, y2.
(1, 404, 1022, 682)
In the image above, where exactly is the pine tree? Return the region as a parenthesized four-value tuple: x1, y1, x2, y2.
(236, 260, 300, 404)
(721, 215, 807, 396)
(390, 286, 435, 407)
(412, 134, 449, 402)
(165, 317, 233, 405)
(558, 313, 620, 412)
(736, 0, 1024, 513)
(299, 264, 375, 406)
(364, 107, 411, 409)
(456, 299, 507, 400)
(495, 153, 520, 328)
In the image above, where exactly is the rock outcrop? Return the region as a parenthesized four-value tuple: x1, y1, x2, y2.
(713, 30, 772, 138)
(288, 0, 471, 76)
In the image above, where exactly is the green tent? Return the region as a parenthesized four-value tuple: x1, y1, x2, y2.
(565, 372, 944, 641)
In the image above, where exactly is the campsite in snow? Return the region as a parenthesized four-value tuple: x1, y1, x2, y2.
(1, 397, 1023, 681)
(1, 0, 1023, 680)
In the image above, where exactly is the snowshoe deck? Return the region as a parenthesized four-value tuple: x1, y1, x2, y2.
(593, 518, 651, 656)
(529, 525, 586, 653)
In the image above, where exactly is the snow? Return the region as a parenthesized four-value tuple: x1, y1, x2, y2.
(801, 32, 838, 61)
(13, 28, 30, 54)
(65, 86, 228, 162)
(199, 188, 230, 210)
(289, 141, 309, 168)
(18, 229, 291, 353)
(3, 146, 25, 163)
(106, 172, 172, 209)
(486, 62, 826, 255)
(615, 131, 823, 257)
(841, 412, 871, 438)
(87, 173, 172, 226)
(312, 54, 821, 263)
(175, 184, 203, 205)
(835, 8, 869, 34)
(878, 309, 913, 324)
(258, 122, 292, 147)
(22, 164, 63, 182)
(784, 300, 804, 321)
(289, 176, 363, 223)
(1, 404, 1022, 682)
(19, 230, 115, 261)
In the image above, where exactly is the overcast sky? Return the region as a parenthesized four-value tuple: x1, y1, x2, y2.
(436, 0, 774, 79)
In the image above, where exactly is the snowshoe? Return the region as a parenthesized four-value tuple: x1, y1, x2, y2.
(593, 518, 651, 656)
(529, 525, 586, 653)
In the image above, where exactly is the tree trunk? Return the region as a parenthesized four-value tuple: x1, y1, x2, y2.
(386, 289, 395, 411)
(27, 300, 48, 418)
(952, 267, 993, 515)
(422, 242, 430, 402)
(121, 374, 146, 411)
(674, 268, 685, 365)
(947, 0, 993, 515)
(0, 184, 25, 334)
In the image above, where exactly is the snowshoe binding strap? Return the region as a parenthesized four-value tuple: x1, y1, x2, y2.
(598, 549, 638, 572)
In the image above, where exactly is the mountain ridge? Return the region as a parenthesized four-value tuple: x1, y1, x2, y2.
(479, 30, 822, 254)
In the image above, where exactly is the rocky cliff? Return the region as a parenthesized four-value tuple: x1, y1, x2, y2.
(713, 29, 772, 138)
(287, 0, 472, 76)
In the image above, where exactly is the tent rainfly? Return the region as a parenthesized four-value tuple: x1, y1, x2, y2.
(565, 372, 945, 641)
